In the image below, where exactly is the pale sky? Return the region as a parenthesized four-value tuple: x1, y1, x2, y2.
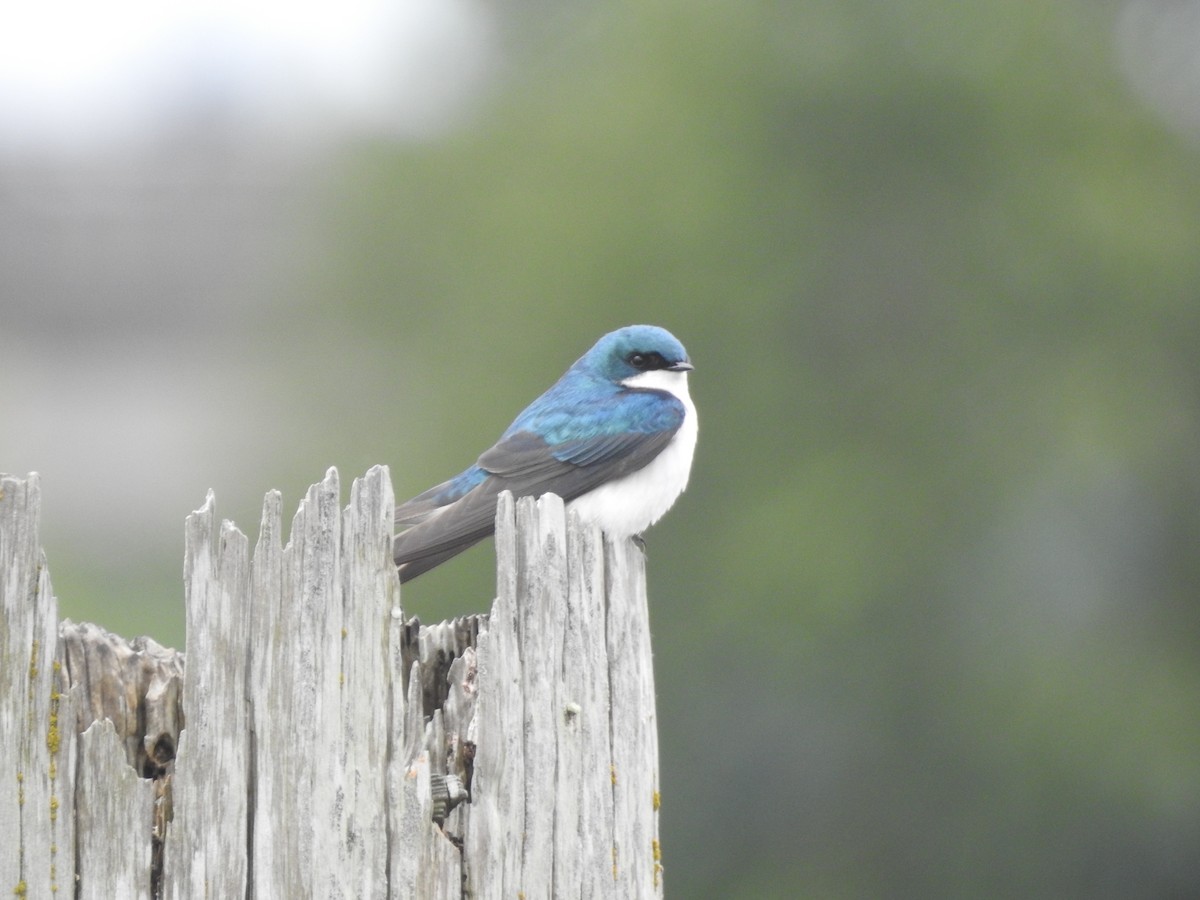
(0, 0, 496, 152)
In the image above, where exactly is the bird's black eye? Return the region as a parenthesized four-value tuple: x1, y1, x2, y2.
(626, 350, 666, 370)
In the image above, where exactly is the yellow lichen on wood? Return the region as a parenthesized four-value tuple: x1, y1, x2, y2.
(46, 707, 60, 755)
(28, 639, 39, 697)
(47, 659, 65, 890)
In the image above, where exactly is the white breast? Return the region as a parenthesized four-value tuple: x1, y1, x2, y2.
(566, 368, 697, 538)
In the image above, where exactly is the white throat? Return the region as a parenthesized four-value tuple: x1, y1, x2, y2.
(567, 368, 698, 538)
(620, 367, 692, 401)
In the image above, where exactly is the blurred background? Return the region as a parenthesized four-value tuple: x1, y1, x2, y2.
(4, 0, 1200, 895)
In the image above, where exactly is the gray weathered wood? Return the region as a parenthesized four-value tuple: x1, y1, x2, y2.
(1, 467, 663, 897)
(465, 492, 664, 899)
(76, 718, 155, 900)
(605, 517, 664, 895)
(162, 486, 253, 898)
(1, 473, 75, 898)
(58, 621, 185, 779)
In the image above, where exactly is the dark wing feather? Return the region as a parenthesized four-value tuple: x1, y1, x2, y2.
(394, 467, 487, 527)
(393, 485, 506, 581)
(392, 426, 677, 582)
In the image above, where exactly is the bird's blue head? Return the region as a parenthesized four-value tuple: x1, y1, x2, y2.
(575, 325, 694, 385)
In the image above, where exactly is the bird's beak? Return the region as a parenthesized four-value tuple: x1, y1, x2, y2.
(668, 361, 694, 372)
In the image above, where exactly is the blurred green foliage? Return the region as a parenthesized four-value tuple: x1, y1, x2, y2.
(292, 0, 1200, 894)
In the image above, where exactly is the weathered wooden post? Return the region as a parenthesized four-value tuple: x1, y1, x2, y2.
(1, 467, 664, 898)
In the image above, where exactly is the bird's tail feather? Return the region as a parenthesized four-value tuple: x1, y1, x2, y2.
(393, 483, 501, 582)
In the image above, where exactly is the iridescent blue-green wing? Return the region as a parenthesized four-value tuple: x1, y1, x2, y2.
(392, 392, 684, 582)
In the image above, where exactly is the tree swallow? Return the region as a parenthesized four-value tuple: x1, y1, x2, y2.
(393, 324, 697, 582)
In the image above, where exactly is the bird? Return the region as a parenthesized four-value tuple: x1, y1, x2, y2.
(393, 324, 697, 582)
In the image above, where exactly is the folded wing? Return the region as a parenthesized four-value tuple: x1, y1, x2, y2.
(393, 408, 681, 582)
